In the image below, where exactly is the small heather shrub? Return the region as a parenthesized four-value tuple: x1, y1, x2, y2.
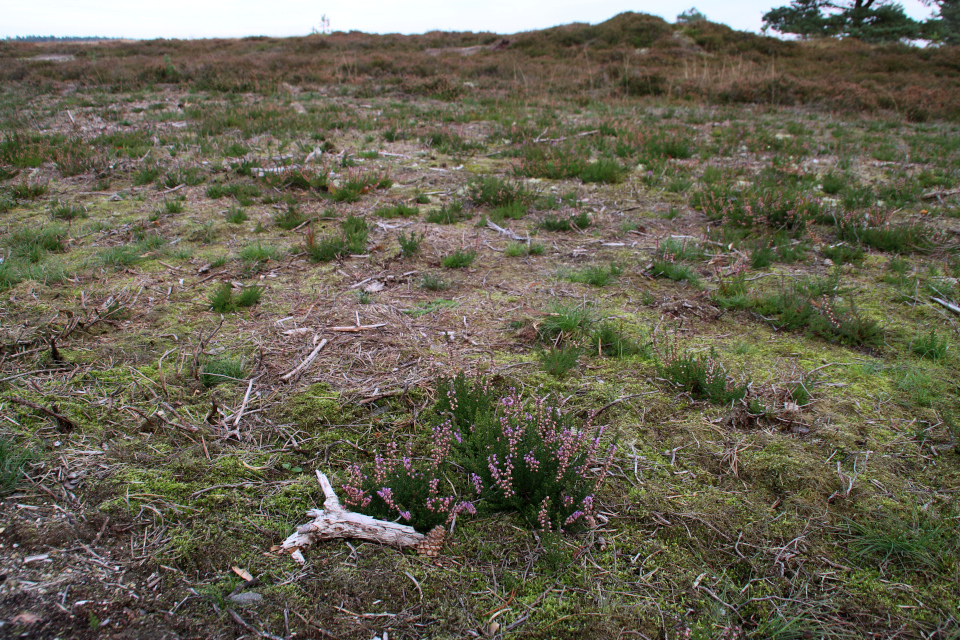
(209, 283, 263, 313)
(467, 176, 530, 207)
(426, 200, 469, 224)
(398, 231, 425, 257)
(539, 212, 591, 232)
(342, 215, 369, 254)
(435, 374, 616, 531)
(420, 273, 451, 291)
(657, 347, 748, 405)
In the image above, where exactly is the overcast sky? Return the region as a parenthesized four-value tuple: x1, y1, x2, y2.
(2, 0, 937, 40)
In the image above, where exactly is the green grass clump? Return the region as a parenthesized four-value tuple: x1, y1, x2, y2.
(592, 322, 648, 358)
(537, 346, 580, 377)
(304, 232, 348, 263)
(488, 201, 528, 222)
(579, 158, 625, 184)
(398, 231, 424, 257)
(328, 171, 390, 203)
(51, 203, 87, 221)
(426, 201, 469, 224)
(441, 249, 476, 269)
(209, 283, 263, 313)
(504, 242, 545, 257)
(910, 330, 948, 361)
(420, 273, 451, 291)
(8, 226, 66, 261)
(375, 203, 419, 219)
(650, 260, 700, 286)
(467, 176, 530, 207)
(539, 212, 590, 232)
(199, 356, 247, 387)
(225, 207, 248, 224)
(239, 242, 282, 270)
(514, 145, 586, 180)
(0, 438, 33, 495)
(839, 221, 938, 253)
(0, 262, 22, 291)
(657, 347, 748, 404)
(133, 166, 160, 186)
(163, 167, 204, 188)
(343, 215, 369, 254)
(562, 263, 622, 287)
(845, 510, 957, 572)
(275, 205, 306, 230)
(539, 302, 593, 343)
(96, 246, 141, 268)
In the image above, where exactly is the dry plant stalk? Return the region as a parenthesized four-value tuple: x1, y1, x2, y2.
(279, 471, 428, 563)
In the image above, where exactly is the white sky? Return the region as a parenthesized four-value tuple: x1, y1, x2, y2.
(2, 0, 937, 40)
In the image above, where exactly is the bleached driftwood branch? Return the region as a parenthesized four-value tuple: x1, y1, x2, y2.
(486, 220, 525, 241)
(279, 471, 425, 563)
(279, 338, 328, 382)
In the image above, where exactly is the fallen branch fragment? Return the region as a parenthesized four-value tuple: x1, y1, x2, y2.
(328, 323, 387, 333)
(921, 187, 960, 200)
(932, 296, 960, 316)
(486, 220, 525, 241)
(279, 471, 425, 563)
(7, 396, 76, 431)
(280, 338, 328, 382)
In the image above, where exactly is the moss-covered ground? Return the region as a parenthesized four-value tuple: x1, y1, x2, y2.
(1, 17, 960, 639)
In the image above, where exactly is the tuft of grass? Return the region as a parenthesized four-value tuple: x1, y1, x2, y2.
(343, 215, 369, 254)
(845, 511, 955, 572)
(839, 220, 938, 254)
(910, 330, 948, 361)
(537, 346, 580, 377)
(209, 283, 263, 313)
(488, 201, 528, 222)
(504, 242, 544, 257)
(426, 200, 469, 224)
(304, 229, 348, 263)
(375, 203, 419, 219)
(539, 212, 591, 232)
(398, 231, 424, 257)
(199, 356, 246, 388)
(163, 167, 204, 188)
(562, 262, 622, 287)
(0, 438, 33, 495)
(133, 166, 160, 186)
(650, 260, 700, 286)
(97, 246, 141, 268)
(579, 158, 625, 184)
(51, 203, 87, 221)
(7, 226, 66, 261)
(539, 302, 593, 343)
(592, 322, 648, 358)
(467, 176, 530, 207)
(275, 205, 306, 230)
(239, 242, 282, 270)
(420, 273, 451, 291)
(441, 249, 476, 269)
(225, 206, 248, 224)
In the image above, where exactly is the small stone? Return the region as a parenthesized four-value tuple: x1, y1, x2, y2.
(227, 592, 263, 607)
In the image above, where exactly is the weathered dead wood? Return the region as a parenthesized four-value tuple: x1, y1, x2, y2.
(486, 220, 525, 241)
(7, 396, 76, 431)
(328, 323, 387, 332)
(921, 188, 960, 200)
(279, 471, 425, 563)
(279, 338, 328, 382)
(932, 296, 960, 316)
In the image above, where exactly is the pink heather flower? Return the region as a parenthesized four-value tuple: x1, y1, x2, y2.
(470, 473, 483, 495)
(537, 497, 552, 531)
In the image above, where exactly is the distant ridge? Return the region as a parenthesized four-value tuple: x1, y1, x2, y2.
(4, 36, 120, 42)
